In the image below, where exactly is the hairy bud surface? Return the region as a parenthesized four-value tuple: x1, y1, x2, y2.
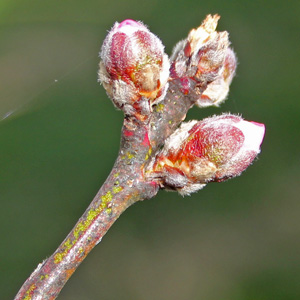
(170, 14, 237, 107)
(99, 19, 170, 115)
(149, 114, 265, 195)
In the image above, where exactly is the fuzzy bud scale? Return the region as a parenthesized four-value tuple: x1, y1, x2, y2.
(99, 19, 170, 115)
(170, 15, 237, 108)
(149, 114, 265, 195)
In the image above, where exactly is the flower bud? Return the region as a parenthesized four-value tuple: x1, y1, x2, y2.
(148, 114, 265, 195)
(170, 15, 236, 107)
(98, 19, 170, 115)
(198, 47, 237, 107)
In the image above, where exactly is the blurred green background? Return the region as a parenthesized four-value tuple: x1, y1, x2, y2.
(1, 0, 299, 299)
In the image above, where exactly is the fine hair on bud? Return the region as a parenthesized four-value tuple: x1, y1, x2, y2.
(170, 14, 237, 108)
(147, 114, 265, 196)
(98, 19, 170, 116)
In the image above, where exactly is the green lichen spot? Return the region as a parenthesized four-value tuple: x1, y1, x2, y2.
(54, 253, 63, 264)
(101, 191, 114, 213)
(40, 274, 49, 281)
(64, 239, 72, 250)
(145, 148, 152, 161)
(156, 103, 164, 113)
(74, 206, 104, 239)
(126, 152, 135, 159)
(74, 222, 86, 239)
(101, 191, 112, 203)
(24, 284, 36, 300)
(87, 208, 99, 222)
(168, 120, 172, 124)
(54, 239, 74, 264)
(112, 186, 123, 194)
(114, 172, 119, 178)
(54, 191, 114, 264)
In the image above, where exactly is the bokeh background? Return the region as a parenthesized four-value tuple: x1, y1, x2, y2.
(1, 0, 299, 299)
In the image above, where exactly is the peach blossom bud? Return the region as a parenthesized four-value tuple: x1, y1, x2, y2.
(98, 19, 170, 115)
(170, 15, 236, 107)
(148, 114, 265, 195)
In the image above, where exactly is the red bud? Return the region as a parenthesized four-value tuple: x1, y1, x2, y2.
(149, 114, 265, 195)
(98, 19, 170, 115)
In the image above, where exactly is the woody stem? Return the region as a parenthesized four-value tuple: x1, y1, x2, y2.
(14, 80, 198, 300)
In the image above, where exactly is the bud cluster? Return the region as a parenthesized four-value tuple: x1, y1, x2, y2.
(99, 17, 265, 196)
(147, 114, 265, 195)
(98, 19, 170, 116)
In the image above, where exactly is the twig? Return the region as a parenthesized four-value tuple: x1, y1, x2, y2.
(14, 15, 265, 300)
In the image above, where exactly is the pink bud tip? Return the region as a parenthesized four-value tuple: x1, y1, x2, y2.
(238, 121, 265, 153)
(118, 19, 141, 29)
(250, 121, 266, 134)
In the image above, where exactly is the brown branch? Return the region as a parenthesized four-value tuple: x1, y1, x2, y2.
(14, 79, 198, 300)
